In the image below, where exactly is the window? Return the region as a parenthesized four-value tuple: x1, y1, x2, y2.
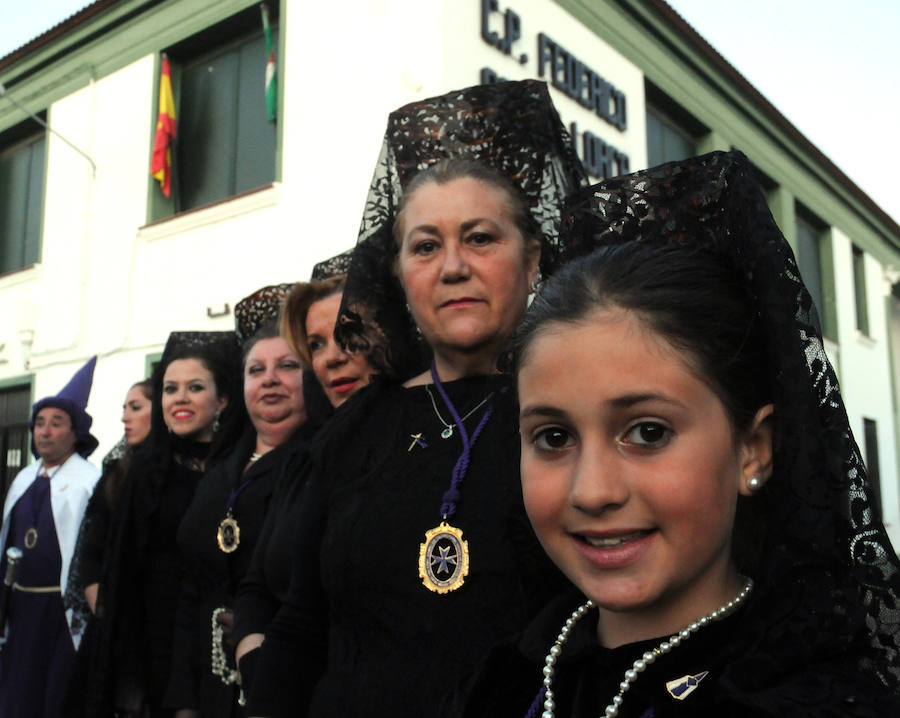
(0, 123, 45, 274)
(794, 210, 834, 339)
(646, 107, 694, 166)
(852, 245, 869, 335)
(644, 83, 704, 167)
(164, 5, 278, 213)
(862, 418, 881, 520)
(0, 384, 32, 503)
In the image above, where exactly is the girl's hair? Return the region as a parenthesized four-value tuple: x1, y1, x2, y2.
(516, 242, 770, 434)
(280, 275, 346, 366)
(392, 158, 541, 249)
(515, 242, 772, 574)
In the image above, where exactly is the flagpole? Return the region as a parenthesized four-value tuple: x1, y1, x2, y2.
(0, 82, 97, 177)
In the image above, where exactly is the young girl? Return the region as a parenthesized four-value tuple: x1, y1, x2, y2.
(463, 151, 900, 717)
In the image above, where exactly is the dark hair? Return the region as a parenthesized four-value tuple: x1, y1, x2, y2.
(105, 378, 154, 506)
(516, 242, 770, 433)
(393, 158, 541, 249)
(515, 242, 772, 574)
(241, 319, 282, 368)
(130, 378, 153, 401)
(281, 276, 346, 366)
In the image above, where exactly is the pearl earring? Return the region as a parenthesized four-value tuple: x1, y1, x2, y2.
(747, 476, 762, 493)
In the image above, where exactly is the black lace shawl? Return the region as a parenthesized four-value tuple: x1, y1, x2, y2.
(557, 150, 900, 693)
(336, 79, 588, 379)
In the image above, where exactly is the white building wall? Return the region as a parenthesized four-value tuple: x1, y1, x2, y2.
(830, 227, 900, 544)
(0, 0, 897, 495)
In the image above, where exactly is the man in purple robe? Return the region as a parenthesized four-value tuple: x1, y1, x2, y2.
(0, 357, 101, 718)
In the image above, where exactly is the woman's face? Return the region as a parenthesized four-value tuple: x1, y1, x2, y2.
(243, 336, 306, 434)
(518, 309, 771, 644)
(396, 177, 540, 371)
(305, 292, 373, 407)
(161, 358, 227, 442)
(122, 385, 152, 445)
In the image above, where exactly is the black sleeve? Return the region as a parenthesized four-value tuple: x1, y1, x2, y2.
(232, 495, 281, 650)
(78, 473, 113, 587)
(242, 472, 330, 718)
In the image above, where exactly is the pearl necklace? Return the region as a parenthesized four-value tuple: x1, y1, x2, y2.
(533, 578, 753, 718)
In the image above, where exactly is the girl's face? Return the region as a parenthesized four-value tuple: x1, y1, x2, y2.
(396, 177, 539, 373)
(305, 292, 373, 407)
(122, 385, 152, 445)
(518, 309, 772, 646)
(161, 358, 228, 442)
(243, 336, 306, 432)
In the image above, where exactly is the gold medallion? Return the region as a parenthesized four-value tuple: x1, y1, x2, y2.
(216, 515, 240, 553)
(418, 521, 469, 594)
(24, 527, 38, 550)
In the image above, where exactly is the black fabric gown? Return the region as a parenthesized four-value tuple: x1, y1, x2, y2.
(0, 475, 75, 718)
(73, 436, 210, 718)
(165, 427, 307, 716)
(61, 455, 126, 715)
(231, 438, 316, 691)
(249, 376, 568, 717)
(460, 588, 900, 718)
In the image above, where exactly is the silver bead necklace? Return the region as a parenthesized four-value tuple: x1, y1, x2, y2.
(424, 384, 493, 439)
(535, 578, 753, 718)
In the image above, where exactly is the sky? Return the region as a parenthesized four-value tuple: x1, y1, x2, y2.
(1, 0, 898, 224)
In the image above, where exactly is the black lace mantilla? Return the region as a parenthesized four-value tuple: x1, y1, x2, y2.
(336, 79, 588, 379)
(559, 150, 900, 691)
(234, 284, 295, 345)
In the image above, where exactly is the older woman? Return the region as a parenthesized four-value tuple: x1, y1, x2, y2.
(232, 272, 375, 705)
(165, 286, 314, 718)
(78, 332, 242, 718)
(248, 80, 586, 717)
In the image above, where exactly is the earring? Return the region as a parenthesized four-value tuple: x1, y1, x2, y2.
(747, 476, 762, 493)
(529, 280, 540, 294)
(213, 412, 221, 433)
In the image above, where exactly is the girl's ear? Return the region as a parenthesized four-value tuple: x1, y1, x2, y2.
(738, 404, 774, 497)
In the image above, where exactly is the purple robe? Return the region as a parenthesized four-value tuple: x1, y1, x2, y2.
(0, 473, 75, 718)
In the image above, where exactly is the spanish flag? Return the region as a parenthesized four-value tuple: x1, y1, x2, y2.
(150, 55, 176, 197)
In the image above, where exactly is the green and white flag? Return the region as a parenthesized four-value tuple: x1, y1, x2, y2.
(261, 3, 277, 122)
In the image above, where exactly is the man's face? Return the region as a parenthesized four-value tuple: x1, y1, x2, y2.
(33, 407, 77, 467)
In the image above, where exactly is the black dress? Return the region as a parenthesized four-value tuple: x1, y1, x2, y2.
(165, 428, 303, 716)
(249, 376, 567, 717)
(461, 588, 900, 718)
(73, 436, 211, 718)
(231, 438, 316, 689)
